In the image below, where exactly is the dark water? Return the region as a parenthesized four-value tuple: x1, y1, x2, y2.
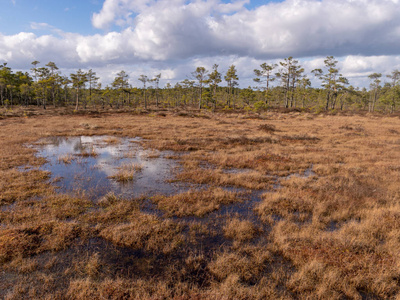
(32, 136, 315, 224)
(32, 136, 315, 221)
(31, 136, 315, 230)
(33, 136, 189, 200)
(31, 136, 272, 224)
(29, 136, 272, 253)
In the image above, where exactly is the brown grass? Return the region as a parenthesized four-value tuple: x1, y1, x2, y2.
(58, 154, 74, 164)
(2, 108, 400, 298)
(0, 169, 51, 205)
(223, 218, 259, 243)
(99, 214, 184, 254)
(175, 159, 275, 189)
(108, 162, 143, 182)
(209, 246, 272, 283)
(141, 149, 161, 159)
(77, 146, 98, 157)
(152, 187, 241, 217)
(102, 136, 120, 144)
(258, 123, 277, 133)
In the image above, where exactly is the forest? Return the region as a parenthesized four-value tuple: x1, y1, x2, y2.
(1, 56, 399, 113)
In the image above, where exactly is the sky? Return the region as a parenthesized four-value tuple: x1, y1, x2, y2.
(1, 0, 400, 88)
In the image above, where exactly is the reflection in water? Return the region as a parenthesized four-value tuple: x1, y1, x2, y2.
(34, 136, 187, 200)
(32, 136, 279, 250)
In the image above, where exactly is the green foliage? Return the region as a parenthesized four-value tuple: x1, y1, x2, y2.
(240, 86, 256, 106)
(1, 59, 400, 113)
(253, 100, 268, 111)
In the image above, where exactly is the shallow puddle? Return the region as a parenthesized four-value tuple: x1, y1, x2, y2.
(33, 136, 189, 200)
(31, 136, 281, 235)
(30, 136, 315, 228)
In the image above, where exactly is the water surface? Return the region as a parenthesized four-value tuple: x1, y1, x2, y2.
(34, 136, 187, 200)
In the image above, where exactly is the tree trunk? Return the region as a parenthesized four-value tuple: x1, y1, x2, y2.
(0, 87, 3, 106)
(42, 87, 46, 110)
(284, 91, 289, 108)
(52, 88, 56, 108)
(156, 89, 159, 107)
(75, 87, 79, 111)
(198, 85, 202, 110)
(143, 90, 147, 110)
(213, 85, 217, 110)
(372, 91, 377, 112)
(325, 92, 330, 111)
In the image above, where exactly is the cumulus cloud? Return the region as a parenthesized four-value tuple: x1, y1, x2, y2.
(92, 0, 155, 29)
(1, 0, 400, 87)
(0, 32, 79, 68)
(89, 0, 400, 60)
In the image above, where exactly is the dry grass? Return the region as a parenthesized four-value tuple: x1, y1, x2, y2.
(223, 218, 259, 243)
(99, 214, 184, 254)
(152, 187, 241, 217)
(258, 123, 277, 133)
(175, 165, 275, 189)
(0, 169, 51, 205)
(108, 162, 143, 182)
(0, 220, 84, 264)
(77, 147, 98, 157)
(102, 136, 120, 144)
(208, 246, 273, 285)
(2, 108, 400, 298)
(141, 149, 161, 159)
(58, 154, 74, 164)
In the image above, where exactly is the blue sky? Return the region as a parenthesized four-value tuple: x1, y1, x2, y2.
(0, 0, 399, 88)
(0, 0, 102, 35)
(0, 0, 282, 35)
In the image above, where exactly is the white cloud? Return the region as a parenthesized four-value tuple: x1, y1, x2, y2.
(92, 0, 155, 30)
(88, 0, 400, 60)
(0, 32, 79, 67)
(30, 22, 51, 30)
(1, 0, 400, 88)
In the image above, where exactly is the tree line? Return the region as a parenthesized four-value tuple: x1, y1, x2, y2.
(1, 56, 399, 113)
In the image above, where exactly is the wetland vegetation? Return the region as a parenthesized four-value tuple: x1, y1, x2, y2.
(1, 107, 400, 299)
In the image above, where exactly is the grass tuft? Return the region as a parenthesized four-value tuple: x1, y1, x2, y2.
(223, 218, 259, 243)
(108, 163, 143, 182)
(152, 188, 241, 217)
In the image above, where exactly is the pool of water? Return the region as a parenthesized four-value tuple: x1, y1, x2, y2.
(33, 136, 189, 200)
(20, 135, 316, 270)
(31, 136, 270, 224)
(31, 136, 316, 227)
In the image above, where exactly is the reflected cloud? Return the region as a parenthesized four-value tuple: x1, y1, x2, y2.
(34, 135, 188, 200)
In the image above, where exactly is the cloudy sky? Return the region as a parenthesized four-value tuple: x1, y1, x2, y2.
(1, 0, 400, 88)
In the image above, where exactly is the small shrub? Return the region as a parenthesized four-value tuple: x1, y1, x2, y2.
(258, 123, 276, 133)
(253, 100, 268, 111)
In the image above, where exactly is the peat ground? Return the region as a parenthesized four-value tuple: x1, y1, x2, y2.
(1, 107, 400, 299)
